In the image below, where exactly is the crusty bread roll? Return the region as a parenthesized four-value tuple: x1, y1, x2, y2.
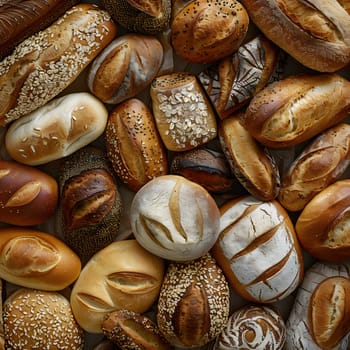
(241, 0, 350, 72)
(213, 305, 286, 350)
(0, 226, 81, 290)
(199, 35, 282, 119)
(295, 179, 350, 262)
(3, 288, 84, 350)
(0, 159, 58, 226)
(0, 3, 116, 126)
(212, 195, 304, 303)
(5, 92, 108, 166)
(150, 72, 217, 152)
(0, 280, 4, 350)
(219, 114, 280, 201)
(87, 33, 164, 104)
(279, 123, 350, 212)
(70, 239, 165, 333)
(130, 175, 221, 261)
(286, 261, 350, 350)
(101, 0, 171, 34)
(240, 73, 350, 149)
(171, 0, 249, 63)
(157, 253, 230, 348)
(56, 146, 124, 265)
(105, 98, 168, 192)
(0, 0, 79, 59)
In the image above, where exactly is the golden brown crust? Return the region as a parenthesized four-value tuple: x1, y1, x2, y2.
(241, 0, 350, 72)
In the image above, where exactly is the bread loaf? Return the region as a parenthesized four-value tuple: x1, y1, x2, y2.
(198, 35, 282, 119)
(105, 98, 168, 192)
(0, 226, 81, 290)
(0, 3, 116, 126)
(212, 195, 304, 303)
(171, 0, 249, 63)
(3, 288, 84, 350)
(130, 175, 221, 261)
(0, 0, 79, 59)
(70, 239, 165, 333)
(240, 0, 350, 72)
(0, 159, 58, 226)
(87, 33, 164, 104)
(295, 179, 350, 262)
(279, 123, 350, 212)
(240, 73, 350, 148)
(56, 146, 123, 265)
(219, 114, 280, 201)
(157, 253, 230, 348)
(5, 92, 109, 166)
(150, 72, 217, 152)
(286, 261, 350, 350)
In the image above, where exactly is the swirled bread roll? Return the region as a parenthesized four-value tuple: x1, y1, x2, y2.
(130, 175, 221, 261)
(241, 0, 350, 72)
(70, 239, 165, 333)
(0, 3, 116, 125)
(212, 195, 304, 303)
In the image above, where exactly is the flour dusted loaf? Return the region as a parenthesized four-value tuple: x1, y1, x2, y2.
(87, 33, 164, 104)
(150, 72, 217, 152)
(130, 175, 221, 261)
(240, 73, 350, 148)
(0, 160, 58, 226)
(70, 239, 164, 333)
(286, 261, 350, 350)
(241, 0, 350, 72)
(5, 92, 108, 166)
(171, 0, 249, 63)
(0, 3, 116, 126)
(0, 226, 81, 291)
(56, 146, 123, 265)
(212, 195, 304, 303)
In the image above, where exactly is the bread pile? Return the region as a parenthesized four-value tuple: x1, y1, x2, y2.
(0, 0, 350, 349)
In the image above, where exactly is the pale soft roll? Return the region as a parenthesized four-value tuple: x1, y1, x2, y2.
(5, 92, 108, 165)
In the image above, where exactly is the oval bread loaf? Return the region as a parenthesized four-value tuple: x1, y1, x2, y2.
(0, 160, 58, 226)
(0, 3, 117, 126)
(5, 92, 109, 166)
(0, 226, 81, 291)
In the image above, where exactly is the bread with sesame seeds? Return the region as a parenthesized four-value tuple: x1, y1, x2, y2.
(0, 3, 117, 126)
(105, 98, 168, 192)
(4, 92, 108, 166)
(170, 0, 249, 63)
(3, 288, 84, 350)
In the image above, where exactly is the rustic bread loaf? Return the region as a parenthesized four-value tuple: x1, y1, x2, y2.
(130, 175, 221, 261)
(212, 195, 304, 303)
(0, 159, 58, 226)
(0, 226, 81, 291)
(0, 3, 116, 126)
(70, 239, 165, 333)
(105, 98, 168, 192)
(241, 0, 350, 72)
(5, 92, 109, 166)
(240, 73, 350, 148)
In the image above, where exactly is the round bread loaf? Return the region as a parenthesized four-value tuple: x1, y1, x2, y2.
(3, 288, 84, 350)
(157, 253, 230, 348)
(130, 174, 221, 261)
(0, 159, 58, 226)
(87, 33, 164, 104)
(213, 305, 286, 350)
(70, 239, 165, 333)
(171, 0, 249, 63)
(5, 92, 109, 166)
(0, 227, 81, 291)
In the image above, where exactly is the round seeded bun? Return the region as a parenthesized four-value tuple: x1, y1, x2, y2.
(3, 288, 84, 350)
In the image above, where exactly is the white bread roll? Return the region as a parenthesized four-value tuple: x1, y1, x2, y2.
(5, 92, 108, 166)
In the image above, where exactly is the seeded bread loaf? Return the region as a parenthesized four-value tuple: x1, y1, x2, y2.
(0, 3, 116, 126)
